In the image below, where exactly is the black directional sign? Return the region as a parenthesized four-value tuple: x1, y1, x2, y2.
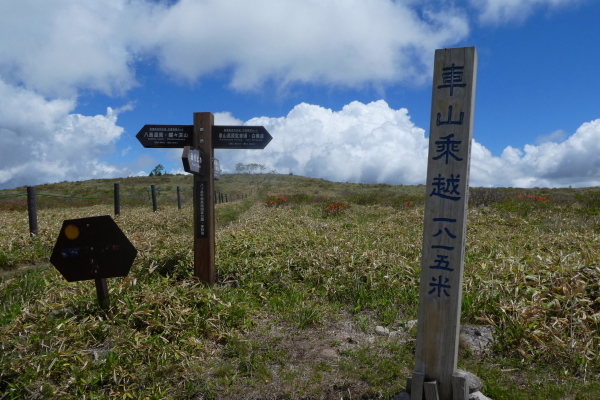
(50, 216, 137, 282)
(182, 146, 202, 175)
(212, 125, 272, 149)
(136, 125, 194, 148)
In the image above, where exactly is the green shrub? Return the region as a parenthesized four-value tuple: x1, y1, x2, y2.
(575, 190, 600, 214)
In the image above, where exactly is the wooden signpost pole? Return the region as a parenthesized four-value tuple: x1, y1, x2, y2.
(136, 114, 271, 285)
(193, 112, 216, 283)
(412, 47, 477, 400)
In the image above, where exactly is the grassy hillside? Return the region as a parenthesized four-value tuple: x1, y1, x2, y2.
(1, 174, 600, 399)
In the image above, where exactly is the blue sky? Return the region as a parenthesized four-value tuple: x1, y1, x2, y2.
(1, 0, 599, 189)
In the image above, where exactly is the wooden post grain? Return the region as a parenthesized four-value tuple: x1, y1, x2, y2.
(177, 186, 182, 210)
(26, 186, 38, 236)
(95, 278, 110, 310)
(151, 185, 158, 212)
(424, 381, 440, 400)
(114, 183, 121, 216)
(413, 47, 477, 399)
(412, 372, 425, 400)
(193, 112, 216, 283)
(452, 373, 469, 400)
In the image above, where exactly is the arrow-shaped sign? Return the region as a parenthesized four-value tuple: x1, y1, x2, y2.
(136, 125, 194, 148)
(212, 125, 272, 149)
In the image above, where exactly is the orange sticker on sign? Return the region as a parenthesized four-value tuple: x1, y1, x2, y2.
(64, 224, 80, 240)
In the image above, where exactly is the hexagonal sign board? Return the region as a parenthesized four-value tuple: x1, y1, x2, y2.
(50, 215, 137, 282)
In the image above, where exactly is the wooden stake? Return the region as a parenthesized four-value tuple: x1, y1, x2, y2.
(413, 47, 477, 399)
(452, 373, 469, 400)
(412, 372, 425, 400)
(26, 186, 38, 236)
(114, 183, 121, 216)
(95, 278, 109, 310)
(424, 381, 440, 400)
(151, 184, 158, 212)
(193, 112, 216, 283)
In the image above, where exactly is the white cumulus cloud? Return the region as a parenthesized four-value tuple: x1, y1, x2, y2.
(469, 121, 600, 188)
(216, 100, 600, 188)
(145, 0, 470, 90)
(0, 0, 156, 97)
(0, 0, 597, 190)
(0, 0, 470, 96)
(216, 100, 429, 184)
(470, 0, 586, 24)
(0, 80, 130, 189)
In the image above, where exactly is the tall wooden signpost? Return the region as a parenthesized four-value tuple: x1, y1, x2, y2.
(136, 113, 272, 284)
(411, 47, 477, 400)
(193, 113, 215, 283)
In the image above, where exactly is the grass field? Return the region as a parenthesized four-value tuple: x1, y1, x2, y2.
(1, 173, 600, 399)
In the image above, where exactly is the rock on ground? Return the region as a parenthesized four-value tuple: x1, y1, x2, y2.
(469, 391, 492, 400)
(391, 392, 410, 400)
(375, 325, 390, 335)
(459, 324, 495, 355)
(455, 368, 483, 393)
(392, 391, 491, 400)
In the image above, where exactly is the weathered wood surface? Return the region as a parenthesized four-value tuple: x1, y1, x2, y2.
(95, 278, 109, 310)
(194, 112, 216, 283)
(452, 372, 469, 400)
(411, 371, 425, 400)
(424, 381, 440, 400)
(413, 46, 477, 399)
(27, 186, 38, 236)
(151, 184, 158, 212)
(114, 183, 121, 216)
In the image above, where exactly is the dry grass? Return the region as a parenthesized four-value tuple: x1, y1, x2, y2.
(1, 175, 600, 399)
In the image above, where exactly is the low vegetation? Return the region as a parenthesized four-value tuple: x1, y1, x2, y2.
(1, 174, 600, 399)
